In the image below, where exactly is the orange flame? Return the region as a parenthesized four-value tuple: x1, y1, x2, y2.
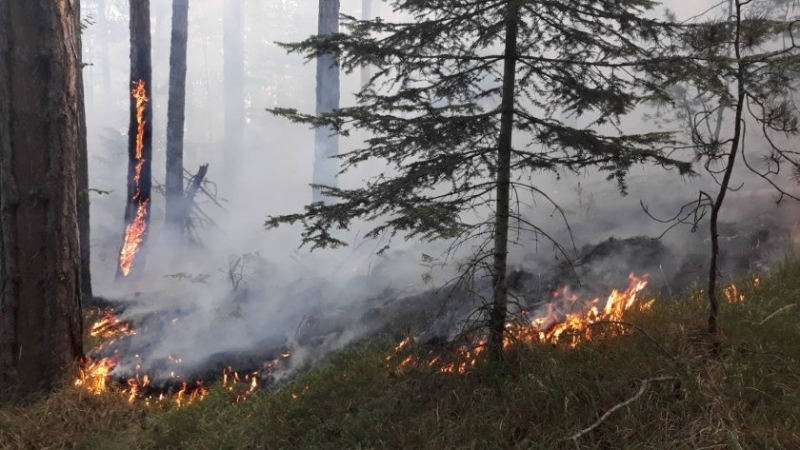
(132, 80, 148, 160)
(723, 282, 747, 303)
(118, 80, 150, 277)
(119, 200, 149, 276)
(389, 274, 652, 374)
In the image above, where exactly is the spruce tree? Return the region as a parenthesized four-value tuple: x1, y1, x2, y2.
(268, 0, 693, 360)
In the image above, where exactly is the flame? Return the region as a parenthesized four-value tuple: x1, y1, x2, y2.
(75, 357, 117, 394)
(132, 80, 148, 160)
(76, 313, 260, 408)
(291, 385, 310, 401)
(723, 283, 746, 303)
(118, 200, 149, 276)
(89, 312, 136, 340)
(118, 80, 150, 277)
(390, 274, 652, 374)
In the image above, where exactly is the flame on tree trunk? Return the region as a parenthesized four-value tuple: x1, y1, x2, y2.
(118, 0, 152, 278)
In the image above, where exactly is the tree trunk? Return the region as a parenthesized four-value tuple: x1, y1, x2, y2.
(77, 0, 94, 304)
(313, 0, 341, 203)
(360, 0, 372, 88)
(488, 2, 519, 362)
(223, 0, 244, 189)
(707, 2, 746, 337)
(0, 0, 85, 397)
(166, 0, 189, 236)
(117, 0, 152, 278)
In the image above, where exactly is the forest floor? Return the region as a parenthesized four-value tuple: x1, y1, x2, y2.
(1, 257, 799, 450)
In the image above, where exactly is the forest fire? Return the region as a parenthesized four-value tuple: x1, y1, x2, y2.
(388, 274, 762, 374)
(118, 79, 150, 277)
(75, 309, 292, 408)
(388, 274, 652, 374)
(74, 272, 759, 407)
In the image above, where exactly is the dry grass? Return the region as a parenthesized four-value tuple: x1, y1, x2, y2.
(2, 257, 799, 450)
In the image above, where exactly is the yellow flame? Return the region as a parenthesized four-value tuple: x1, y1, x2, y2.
(389, 274, 652, 374)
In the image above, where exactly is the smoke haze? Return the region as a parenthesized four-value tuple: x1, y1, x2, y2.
(80, 0, 800, 380)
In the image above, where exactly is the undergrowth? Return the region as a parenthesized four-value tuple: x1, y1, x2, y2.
(1, 257, 799, 450)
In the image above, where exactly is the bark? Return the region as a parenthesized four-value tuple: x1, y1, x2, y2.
(0, 0, 84, 396)
(223, 0, 244, 187)
(117, 0, 152, 278)
(313, 0, 341, 203)
(166, 0, 189, 235)
(488, 2, 519, 362)
(77, 0, 93, 304)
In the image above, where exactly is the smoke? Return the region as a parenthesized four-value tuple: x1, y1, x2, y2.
(81, 0, 799, 382)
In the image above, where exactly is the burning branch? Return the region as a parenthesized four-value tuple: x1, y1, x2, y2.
(565, 375, 680, 443)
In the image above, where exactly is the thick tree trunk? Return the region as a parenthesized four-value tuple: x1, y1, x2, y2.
(77, 0, 93, 305)
(313, 0, 341, 203)
(166, 0, 189, 236)
(117, 0, 152, 278)
(223, 0, 244, 189)
(0, 0, 85, 396)
(487, 2, 519, 362)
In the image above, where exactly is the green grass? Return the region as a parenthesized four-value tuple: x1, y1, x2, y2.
(2, 257, 800, 450)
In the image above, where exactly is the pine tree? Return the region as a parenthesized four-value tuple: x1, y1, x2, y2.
(0, 0, 85, 396)
(268, 0, 693, 360)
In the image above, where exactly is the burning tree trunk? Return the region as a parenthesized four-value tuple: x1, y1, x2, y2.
(223, 0, 244, 190)
(0, 0, 85, 396)
(487, 2, 519, 362)
(117, 0, 153, 278)
(313, 0, 341, 204)
(166, 0, 190, 236)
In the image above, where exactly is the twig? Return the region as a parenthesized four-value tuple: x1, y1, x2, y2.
(566, 375, 679, 442)
(295, 314, 309, 339)
(757, 304, 796, 326)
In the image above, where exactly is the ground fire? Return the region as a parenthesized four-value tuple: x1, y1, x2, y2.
(118, 79, 150, 277)
(76, 274, 754, 407)
(75, 309, 292, 407)
(390, 273, 651, 374)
